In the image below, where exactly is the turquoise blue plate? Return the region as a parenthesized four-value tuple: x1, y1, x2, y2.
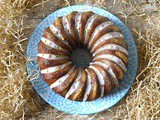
(26, 5, 138, 115)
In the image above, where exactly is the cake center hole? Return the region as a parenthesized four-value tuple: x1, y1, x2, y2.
(71, 48, 92, 68)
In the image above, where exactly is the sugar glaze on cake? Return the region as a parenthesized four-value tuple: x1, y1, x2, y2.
(37, 11, 128, 101)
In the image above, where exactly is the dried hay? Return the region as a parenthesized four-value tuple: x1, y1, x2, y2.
(0, 0, 159, 119)
(0, 0, 46, 119)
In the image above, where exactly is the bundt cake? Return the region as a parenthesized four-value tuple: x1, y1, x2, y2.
(37, 11, 128, 101)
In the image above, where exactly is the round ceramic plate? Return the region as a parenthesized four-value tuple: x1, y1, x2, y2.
(26, 5, 138, 115)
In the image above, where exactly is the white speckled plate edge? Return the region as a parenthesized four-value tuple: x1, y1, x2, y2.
(26, 5, 138, 115)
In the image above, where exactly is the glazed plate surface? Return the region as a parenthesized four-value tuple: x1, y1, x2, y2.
(26, 5, 138, 115)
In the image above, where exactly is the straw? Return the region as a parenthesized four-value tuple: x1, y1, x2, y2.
(0, 0, 159, 119)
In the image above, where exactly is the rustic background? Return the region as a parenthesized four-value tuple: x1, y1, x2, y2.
(0, 0, 160, 119)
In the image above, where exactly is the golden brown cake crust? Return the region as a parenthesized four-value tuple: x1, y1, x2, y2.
(37, 11, 128, 101)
